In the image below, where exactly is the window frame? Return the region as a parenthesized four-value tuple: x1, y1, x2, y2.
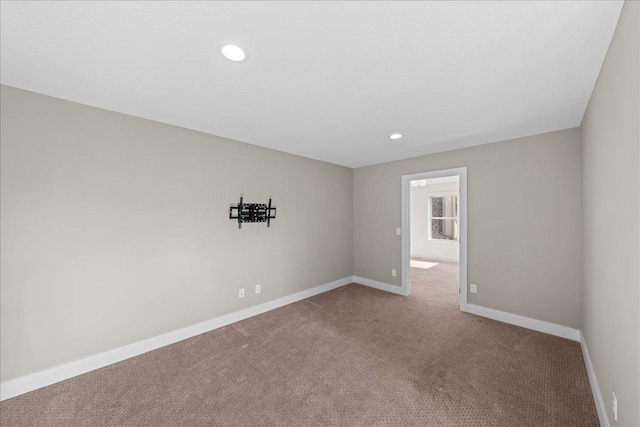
(428, 191, 460, 242)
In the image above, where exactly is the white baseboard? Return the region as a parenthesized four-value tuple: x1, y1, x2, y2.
(0, 276, 353, 402)
(463, 303, 581, 341)
(353, 276, 407, 296)
(580, 332, 609, 427)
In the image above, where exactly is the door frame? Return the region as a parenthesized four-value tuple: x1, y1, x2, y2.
(401, 167, 468, 310)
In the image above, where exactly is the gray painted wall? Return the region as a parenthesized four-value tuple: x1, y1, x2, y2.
(581, 1, 640, 425)
(353, 128, 583, 329)
(0, 85, 353, 381)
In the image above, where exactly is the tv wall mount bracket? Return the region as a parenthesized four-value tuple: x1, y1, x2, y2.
(229, 196, 276, 228)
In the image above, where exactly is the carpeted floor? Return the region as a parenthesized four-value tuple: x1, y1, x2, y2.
(0, 261, 598, 426)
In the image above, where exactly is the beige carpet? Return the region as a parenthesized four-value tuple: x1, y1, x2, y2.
(1, 261, 598, 426)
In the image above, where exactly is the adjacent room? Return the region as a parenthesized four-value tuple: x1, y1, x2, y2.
(1, 1, 638, 426)
(409, 174, 460, 295)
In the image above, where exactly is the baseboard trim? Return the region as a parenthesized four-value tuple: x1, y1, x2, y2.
(0, 276, 353, 402)
(580, 332, 609, 427)
(463, 303, 580, 341)
(353, 276, 407, 296)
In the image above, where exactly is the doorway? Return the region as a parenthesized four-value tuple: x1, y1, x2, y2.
(401, 168, 467, 310)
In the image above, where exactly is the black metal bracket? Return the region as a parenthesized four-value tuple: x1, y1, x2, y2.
(229, 197, 276, 229)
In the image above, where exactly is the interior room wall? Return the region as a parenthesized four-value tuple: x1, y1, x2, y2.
(0, 85, 354, 382)
(353, 128, 583, 329)
(410, 181, 460, 263)
(580, 1, 640, 425)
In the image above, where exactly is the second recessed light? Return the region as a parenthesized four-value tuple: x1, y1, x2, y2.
(221, 44, 247, 62)
(390, 133, 402, 140)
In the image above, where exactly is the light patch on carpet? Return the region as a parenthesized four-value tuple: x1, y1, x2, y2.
(411, 260, 439, 269)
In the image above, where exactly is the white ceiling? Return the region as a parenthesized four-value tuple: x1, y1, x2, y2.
(0, 1, 623, 168)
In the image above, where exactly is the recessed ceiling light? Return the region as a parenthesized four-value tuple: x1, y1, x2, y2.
(221, 44, 246, 62)
(390, 133, 402, 140)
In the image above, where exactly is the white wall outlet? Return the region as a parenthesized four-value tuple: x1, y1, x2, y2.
(255, 284, 261, 294)
(396, 228, 401, 235)
(239, 288, 245, 298)
(470, 284, 477, 293)
(612, 391, 617, 421)
(392, 269, 397, 277)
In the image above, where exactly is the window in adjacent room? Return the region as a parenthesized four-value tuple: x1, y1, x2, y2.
(430, 195, 459, 241)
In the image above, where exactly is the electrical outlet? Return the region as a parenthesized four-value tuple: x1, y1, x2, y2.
(396, 228, 401, 235)
(612, 391, 617, 422)
(239, 288, 245, 298)
(470, 284, 477, 293)
(255, 284, 261, 294)
(392, 269, 397, 277)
